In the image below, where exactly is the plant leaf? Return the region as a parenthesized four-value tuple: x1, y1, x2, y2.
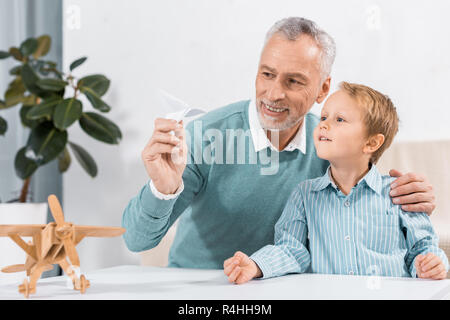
(36, 60, 62, 78)
(20, 105, 45, 128)
(0, 51, 11, 59)
(80, 86, 111, 112)
(36, 78, 68, 91)
(44, 61, 57, 68)
(33, 35, 51, 59)
(5, 77, 26, 107)
(9, 47, 23, 61)
(9, 65, 22, 75)
(14, 147, 39, 180)
(20, 63, 54, 99)
(1, 99, 20, 110)
(5, 92, 25, 107)
(0, 116, 7, 135)
(21, 63, 41, 95)
(19, 37, 38, 57)
(26, 97, 61, 120)
(22, 94, 37, 106)
(68, 141, 98, 177)
(78, 74, 110, 96)
(53, 98, 83, 130)
(79, 112, 122, 144)
(58, 147, 71, 173)
(70, 56, 87, 71)
(26, 121, 68, 165)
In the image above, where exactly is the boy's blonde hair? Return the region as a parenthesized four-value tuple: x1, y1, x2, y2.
(339, 82, 399, 164)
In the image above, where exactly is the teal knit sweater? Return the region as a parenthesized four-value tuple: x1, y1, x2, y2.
(122, 100, 329, 268)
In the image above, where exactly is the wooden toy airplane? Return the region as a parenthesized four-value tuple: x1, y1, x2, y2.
(0, 194, 125, 298)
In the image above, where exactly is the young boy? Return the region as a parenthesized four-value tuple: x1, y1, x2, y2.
(224, 82, 449, 284)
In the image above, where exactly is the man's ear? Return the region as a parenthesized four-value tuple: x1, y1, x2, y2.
(316, 77, 331, 104)
(363, 134, 385, 154)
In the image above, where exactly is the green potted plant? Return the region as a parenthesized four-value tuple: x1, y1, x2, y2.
(0, 35, 122, 273)
(0, 34, 122, 203)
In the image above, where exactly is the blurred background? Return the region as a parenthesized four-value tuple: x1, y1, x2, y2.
(1, 0, 450, 274)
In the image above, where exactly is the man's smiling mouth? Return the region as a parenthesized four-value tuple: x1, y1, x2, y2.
(261, 101, 288, 115)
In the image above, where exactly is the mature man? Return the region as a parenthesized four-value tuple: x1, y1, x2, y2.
(122, 17, 435, 269)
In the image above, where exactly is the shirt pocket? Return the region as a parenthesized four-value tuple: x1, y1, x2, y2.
(364, 210, 401, 254)
(374, 210, 400, 227)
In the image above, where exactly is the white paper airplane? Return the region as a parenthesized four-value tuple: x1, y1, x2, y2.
(158, 89, 205, 122)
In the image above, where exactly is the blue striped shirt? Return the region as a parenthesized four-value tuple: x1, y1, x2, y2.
(251, 164, 449, 279)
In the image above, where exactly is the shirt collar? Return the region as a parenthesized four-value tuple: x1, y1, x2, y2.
(248, 99, 306, 154)
(311, 163, 383, 195)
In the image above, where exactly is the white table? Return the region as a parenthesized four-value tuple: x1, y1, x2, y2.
(0, 265, 449, 300)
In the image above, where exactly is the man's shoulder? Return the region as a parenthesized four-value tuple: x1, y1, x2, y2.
(187, 100, 250, 131)
(305, 112, 320, 122)
(305, 112, 320, 133)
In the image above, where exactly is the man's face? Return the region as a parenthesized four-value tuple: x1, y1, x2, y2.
(255, 34, 328, 131)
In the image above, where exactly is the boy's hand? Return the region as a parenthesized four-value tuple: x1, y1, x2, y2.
(415, 253, 447, 280)
(223, 251, 262, 284)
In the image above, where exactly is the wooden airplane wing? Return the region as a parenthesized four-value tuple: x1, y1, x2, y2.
(73, 225, 125, 238)
(0, 224, 46, 237)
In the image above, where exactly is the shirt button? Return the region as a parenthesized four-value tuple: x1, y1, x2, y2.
(349, 270, 354, 275)
(344, 235, 350, 241)
(344, 201, 350, 207)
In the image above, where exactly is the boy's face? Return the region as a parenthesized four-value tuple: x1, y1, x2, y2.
(313, 90, 369, 164)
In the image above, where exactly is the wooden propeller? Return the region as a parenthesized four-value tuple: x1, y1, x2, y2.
(48, 195, 80, 267)
(1, 263, 53, 273)
(48, 194, 64, 225)
(1, 264, 26, 273)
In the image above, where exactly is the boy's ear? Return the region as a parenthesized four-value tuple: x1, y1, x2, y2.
(316, 77, 331, 104)
(363, 134, 385, 154)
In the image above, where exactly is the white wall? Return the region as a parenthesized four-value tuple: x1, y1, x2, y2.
(62, 0, 450, 271)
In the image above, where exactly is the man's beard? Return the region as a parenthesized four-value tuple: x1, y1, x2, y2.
(256, 98, 304, 131)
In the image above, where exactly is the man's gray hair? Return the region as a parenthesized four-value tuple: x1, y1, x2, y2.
(265, 17, 336, 80)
